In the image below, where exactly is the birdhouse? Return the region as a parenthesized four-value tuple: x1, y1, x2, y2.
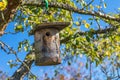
(30, 22, 70, 66)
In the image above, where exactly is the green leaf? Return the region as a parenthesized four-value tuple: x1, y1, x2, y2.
(75, 21, 80, 26)
(86, 36, 90, 42)
(18, 42, 22, 51)
(54, 70, 58, 76)
(14, 24, 24, 32)
(8, 60, 18, 69)
(10, 64, 18, 68)
(90, 4, 94, 10)
(68, 61, 71, 65)
(86, 62, 88, 69)
(96, 5, 101, 9)
(95, 61, 99, 67)
(88, 18, 93, 20)
(94, 46, 98, 51)
(24, 46, 28, 52)
(82, 20, 86, 24)
(118, 8, 120, 10)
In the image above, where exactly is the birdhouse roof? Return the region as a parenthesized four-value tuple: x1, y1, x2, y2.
(29, 22, 70, 35)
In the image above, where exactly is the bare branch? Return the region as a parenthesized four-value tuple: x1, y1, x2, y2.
(0, 41, 16, 54)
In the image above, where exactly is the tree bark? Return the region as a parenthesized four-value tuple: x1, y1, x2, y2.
(0, 1, 119, 79)
(9, 52, 34, 80)
(0, 1, 119, 35)
(24, 2, 120, 23)
(0, 0, 21, 35)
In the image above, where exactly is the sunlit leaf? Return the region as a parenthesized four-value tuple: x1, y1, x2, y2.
(75, 21, 80, 26)
(0, 0, 7, 11)
(118, 8, 120, 10)
(85, 23, 90, 28)
(103, 3, 107, 8)
(96, 5, 101, 9)
(90, 5, 94, 11)
(14, 24, 24, 32)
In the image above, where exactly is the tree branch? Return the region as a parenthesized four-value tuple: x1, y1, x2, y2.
(0, 1, 119, 79)
(9, 52, 34, 80)
(0, 40, 34, 80)
(0, 0, 21, 35)
(60, 26, 118, 43)
(81, 0, 94, 10)
(1, 1, 119, 36)
(23, 2, 120, 23)
(0, 41, 16, 54)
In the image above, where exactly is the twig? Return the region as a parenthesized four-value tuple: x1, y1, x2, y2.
(0, 41, 16, 54)
(0, 12, 7, 23)
(0, 40, 36, 80)
(93, 16, 101, 30)
(23, 2, 120, 23)
(60, 26, 119, 43)
(4, 31, 19, 35)
(81, 0, 94, 10)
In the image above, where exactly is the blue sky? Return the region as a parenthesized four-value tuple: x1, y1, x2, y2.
(0, 0, 120, 79)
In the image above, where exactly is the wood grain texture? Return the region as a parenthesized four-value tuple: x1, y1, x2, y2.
(29, 22, 70, 35)
(34, 28, 61, 66)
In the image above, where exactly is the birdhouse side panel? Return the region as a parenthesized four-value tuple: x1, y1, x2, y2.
(34, 28, 61, 66)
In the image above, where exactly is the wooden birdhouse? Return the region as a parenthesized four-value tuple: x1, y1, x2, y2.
(30, 22, 70, 66)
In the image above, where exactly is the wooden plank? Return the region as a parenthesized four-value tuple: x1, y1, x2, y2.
(34, 28, 61, 66)
(29, 22, 70, 35)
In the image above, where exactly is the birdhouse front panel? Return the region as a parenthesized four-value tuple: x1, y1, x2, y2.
(34, 28, 61, 66)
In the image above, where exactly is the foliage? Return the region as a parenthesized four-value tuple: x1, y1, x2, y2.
(0, 0, 7, 11)
(0, 0, 120, 80)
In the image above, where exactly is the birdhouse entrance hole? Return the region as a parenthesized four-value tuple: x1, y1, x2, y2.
(30, 22, 70, 66)
(46, 32, 50, 36)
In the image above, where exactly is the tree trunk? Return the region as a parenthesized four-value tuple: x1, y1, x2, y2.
(0, 0, 20, 34)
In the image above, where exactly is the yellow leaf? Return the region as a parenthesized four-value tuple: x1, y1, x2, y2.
(0, 2, 5, 11)
(82, 20, 86, 24)
(85, 23, 90, 28)
(17, 25, 23, 29)
(106, 51, 111, 57)
(3, 0, 7, 6)
(0, 0, 7, 11)
(96, 5, 101, 9)
(103, 3, 107, 8)
(75, 21, 80, 26)
(0, 2, 4, 6)
(90, 5, 94, 10)
(26, 54, 35, 60)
